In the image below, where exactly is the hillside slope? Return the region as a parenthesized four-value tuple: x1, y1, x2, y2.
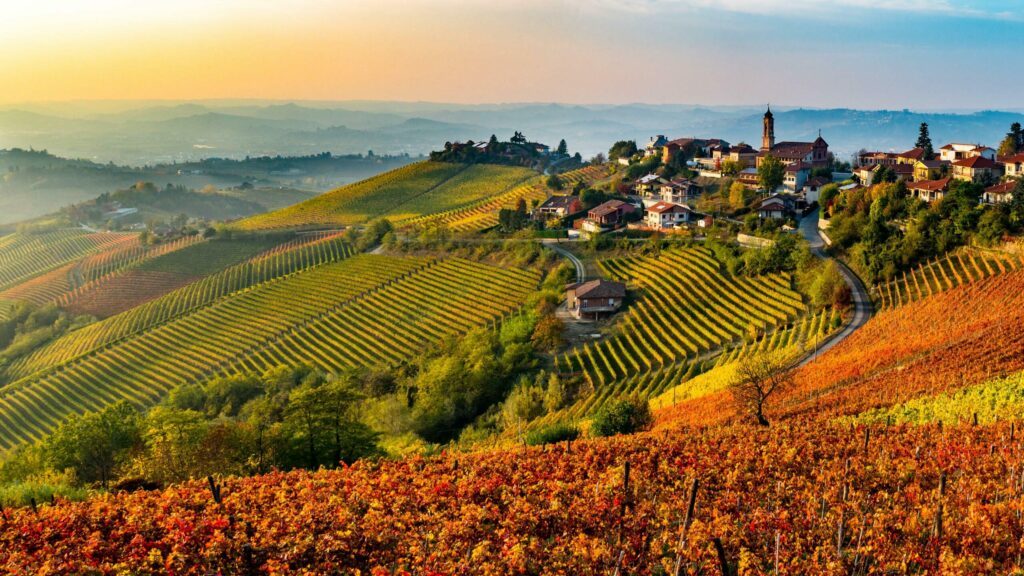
(4, 252, 1023, 574)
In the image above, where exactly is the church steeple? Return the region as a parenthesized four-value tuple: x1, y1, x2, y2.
(762, 105, 775, 152)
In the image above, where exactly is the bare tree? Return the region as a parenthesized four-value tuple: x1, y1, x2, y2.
(730, 353, 792, 426)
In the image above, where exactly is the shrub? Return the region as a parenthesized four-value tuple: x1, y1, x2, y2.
(525, 422, 580, 446)
(589, 396, 653, 437)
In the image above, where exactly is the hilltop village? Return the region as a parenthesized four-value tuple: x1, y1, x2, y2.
(511, 108, 1022, 240)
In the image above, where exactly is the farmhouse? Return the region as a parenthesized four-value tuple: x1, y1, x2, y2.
(783, 162, 810, 192)
(645, 201, 698, 230)
(565, 279, 626, 320)
(583, 200, 635, 232)
(913, 159, 947, 182)
(858, 151, 899, 167)
(908, 177, 951, 202)
(534, 195, 582, 220)
(897, 147, 928, 164)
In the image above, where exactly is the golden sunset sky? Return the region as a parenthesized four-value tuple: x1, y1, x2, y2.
(2, 0, 1021, 107)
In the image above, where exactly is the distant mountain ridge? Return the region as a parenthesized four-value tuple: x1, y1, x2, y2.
(0, 101, 1020, 164)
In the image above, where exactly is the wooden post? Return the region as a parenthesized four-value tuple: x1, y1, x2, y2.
(774, 530, 780, 575)
(208, 475, 223, 505)
(933, 472, 947, 539)
(712, 537, 732, 576)
(836, 508, 845, 556)
(863, 427, 870, 454)
(672, 478, 700, 576)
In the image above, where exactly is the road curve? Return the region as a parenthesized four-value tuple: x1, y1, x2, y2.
(542, 240, 586, 283)
(796, 209, 874, 367)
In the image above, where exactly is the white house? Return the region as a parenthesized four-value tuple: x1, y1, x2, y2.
(783, 162, 810, 193)
(757, 194, 797, 220)
(939, 143, 996, 163)
(645, 201, 697, 229)
(1002, 152, 1024, 179)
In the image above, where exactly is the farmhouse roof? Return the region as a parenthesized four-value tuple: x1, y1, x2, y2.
(565, 279, 627, 299)
(985, 181, 1016, 195)
(899, 148, 926, 160)
(953, 156, 998, 169)
(648, 201, 693, 214)
(908, 177, 951, 192)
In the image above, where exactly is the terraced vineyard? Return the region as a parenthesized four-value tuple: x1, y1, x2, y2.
(873, 247, 1024, 309)
(3, 236, 355, 382)
(0, 254, 539, 448)
(221, 258, 540, 375)
(0, 230, 138, 291)
(236, 162, 537, 231)
(58, 237, 287, 318)
(401, 164, 607, 232)
(559, 248, 804, 385)
(0, 236, 202, 309)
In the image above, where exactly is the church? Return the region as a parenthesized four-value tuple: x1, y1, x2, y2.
(755, 106, 830, 169)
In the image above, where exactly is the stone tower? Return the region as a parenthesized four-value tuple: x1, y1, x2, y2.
(762, 105, 775, 151)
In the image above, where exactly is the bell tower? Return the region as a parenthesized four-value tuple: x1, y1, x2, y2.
(762, 105, 775, 151)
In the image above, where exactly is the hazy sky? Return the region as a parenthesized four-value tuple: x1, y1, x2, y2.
(2, 0, 1022, 108)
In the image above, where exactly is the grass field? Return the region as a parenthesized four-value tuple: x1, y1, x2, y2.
(235, 162, 539, 231)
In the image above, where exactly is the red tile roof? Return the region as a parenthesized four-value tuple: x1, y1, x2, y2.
(985, 181, 1016, 195)
(648, 201, 692, 214)
(953, 156, 998, 169)
(899, 148, 926, 160)
(909, 177, 951, 192)
(566, 279, 626, 299)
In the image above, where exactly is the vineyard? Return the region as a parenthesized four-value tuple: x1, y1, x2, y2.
(658, 267, 1024, 429)
(3, 419, 1023, 574)
(549, 248, 807, 419)
(400, 164, 608, 233)
(0, 230, 138, 292)
(872, 247, 1023, 309)
(0, 253, 539, 448)
(2, 236, 356, 382)
(57, 236, 289, 318)
(235, 162, 538, 231)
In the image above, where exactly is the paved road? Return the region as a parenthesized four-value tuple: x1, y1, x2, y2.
(796, 209, 873, 367)
(542, 240, 586, 283)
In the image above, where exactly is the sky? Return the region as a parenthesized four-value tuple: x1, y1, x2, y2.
(1, 0, 1022, 109)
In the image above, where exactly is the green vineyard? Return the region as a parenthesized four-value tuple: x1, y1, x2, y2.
(873, 248, 1024, 309)
(220, 257, 540, 375)
(0, 230, 138, 292)
(236, 162, 537, 231)
(0, 252, 539, 448)
(4, 236, 356, 382)
(400, 165, 608, 233)
(540, 248, 814, 420)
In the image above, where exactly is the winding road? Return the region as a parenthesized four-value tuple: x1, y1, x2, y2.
(796, 209, 873, 367)
(542, 240, 586, 283)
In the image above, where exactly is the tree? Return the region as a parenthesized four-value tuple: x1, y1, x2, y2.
(45, 402, 141, 488)
(757, 155, 785, 194)
(608, 140, 638, 161)
(916, 123, 934, 159)
(487, 134, 499, 151)
(730, 354, 793, 426)
(283, 380, 377, 469)
(998, 122, 1023, 157)
(556, 139, 568, 156)
(510, 131, 527, 145)
(531, 314, 565, 351)
(729, 181, 749, 210)
(590, 396, 653, 437)
(546, 174, 564, 191)
(721, 159, 742, 177)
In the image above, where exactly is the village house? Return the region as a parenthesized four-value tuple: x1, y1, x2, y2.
(983, 181, 1016, 204)
(582, 199, 636, 233)
(644, 135, 669, 157)
(757, 194, 798, 220)
(644, 201, 699, 230)
(723, 142, 759, 169)
(951, 156, 1002, 183)
(853, 164, 876, 186)
(897, 147, 928, 164)
(803, 177, 830, 204)
(736, 167, 761, 190)
(908, 177, 951, 203)
(565, 279, 627, 320)
(633, 173, 664, 196)
(533, 195, 582, 220)
(655, 178, 702, 205)
(913, 159, 947, 182)
(858, 151, 899, 167)
(783, 162, 811, 192)
(939, 143, 996, 163)
(1001, 152, 1024, 179)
